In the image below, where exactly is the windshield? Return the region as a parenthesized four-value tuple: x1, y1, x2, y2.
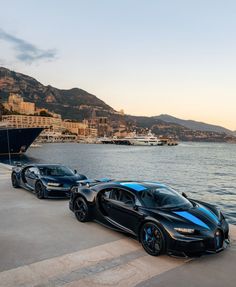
(139, 186, 192, 209)
(39, 166, 74, 177)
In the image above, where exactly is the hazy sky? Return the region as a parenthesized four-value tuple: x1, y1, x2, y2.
(0, 0, 235, 130)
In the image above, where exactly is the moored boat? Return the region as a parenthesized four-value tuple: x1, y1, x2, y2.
(0, 126, 43, 156)
(114, 131, 163, 146)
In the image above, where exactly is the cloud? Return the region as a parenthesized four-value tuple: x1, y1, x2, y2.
(0, 28, 57, 64)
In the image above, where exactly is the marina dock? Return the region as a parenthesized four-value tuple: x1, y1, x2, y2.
(0, 163, 235, 287)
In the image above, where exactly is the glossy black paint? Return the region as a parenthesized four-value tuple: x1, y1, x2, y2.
(70, 180, 230, 256)
(11, 164, 87, 198)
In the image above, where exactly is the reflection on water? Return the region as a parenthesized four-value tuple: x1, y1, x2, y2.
(1, 142, 236, 224)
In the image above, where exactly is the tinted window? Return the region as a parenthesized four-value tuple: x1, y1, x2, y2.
(39, 166, 74, 176)
(104, 188, 135, 206)
(120, 190, 135, 206)
(25, 167, 39, 176)
(30, 167, 40, 175)
(139, 187, 192, 209)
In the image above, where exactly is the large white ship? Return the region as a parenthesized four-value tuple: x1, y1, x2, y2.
(114, 131, 163, 146)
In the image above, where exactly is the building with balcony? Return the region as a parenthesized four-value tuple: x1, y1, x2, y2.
(2, 114, 62, 131)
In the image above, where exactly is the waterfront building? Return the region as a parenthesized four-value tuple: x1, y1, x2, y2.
(113, 124, 129, 138)
(62, 120, 88, 136)
(88, 109, 111, 137)
(2, 114, 62, 131)
(4, 93, 35, 115)
(85, 127, 98, 138)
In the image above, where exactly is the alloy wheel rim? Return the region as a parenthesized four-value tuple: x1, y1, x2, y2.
(75, 200, 87, 220)
(36, 183, 42, 194)
(143, 224, 162, 254)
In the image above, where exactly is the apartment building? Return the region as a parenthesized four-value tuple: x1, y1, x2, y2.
(2, 114, 62, 131)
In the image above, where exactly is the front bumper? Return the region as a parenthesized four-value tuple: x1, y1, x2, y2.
(45, 186, 71, 198)
(167, 222, 230, 256)
(168, 237, 230, 257)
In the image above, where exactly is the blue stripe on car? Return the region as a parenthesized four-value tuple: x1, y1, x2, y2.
(174, 211, 210, 229)
(120, 182, 147, 191)
(143, 181, 167, 188)
(198, 206, 220, 224)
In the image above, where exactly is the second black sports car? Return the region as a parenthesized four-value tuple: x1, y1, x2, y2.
(11, 164, 87, 199)
(69, 180, 230, 256)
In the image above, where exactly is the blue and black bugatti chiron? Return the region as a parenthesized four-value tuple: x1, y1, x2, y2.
(11, 164, 87, 199)
(69, 180, 230, 256)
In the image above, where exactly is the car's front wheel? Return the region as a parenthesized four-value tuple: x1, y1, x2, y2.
(11, 173, 20, 188)
(74, 197, 91, 222)
(35, 181, 45, 199)
(140, 222, 165, 256)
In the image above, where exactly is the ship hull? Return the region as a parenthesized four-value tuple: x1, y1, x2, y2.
(0, 127, 43, 156)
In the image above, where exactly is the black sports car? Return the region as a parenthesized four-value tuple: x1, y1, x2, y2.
(69, 180, 230, 256)
(11, 164, 87, 199)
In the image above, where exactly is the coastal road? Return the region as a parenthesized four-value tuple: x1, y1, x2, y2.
(0, 164, 236, 287)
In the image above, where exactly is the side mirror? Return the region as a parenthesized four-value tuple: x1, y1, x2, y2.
(74, 169, 77, 174)
(182, 192, 187, 198)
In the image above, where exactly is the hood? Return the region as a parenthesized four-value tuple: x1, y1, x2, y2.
(145, 202, 221, 230)
(172, 203, 221, 230)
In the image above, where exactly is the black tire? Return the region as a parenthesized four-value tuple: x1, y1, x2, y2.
(74, 197, 91, 222)
(140, 222, 166, 256)
(35, 181, 45, 199)
(11, 173, 20, 188)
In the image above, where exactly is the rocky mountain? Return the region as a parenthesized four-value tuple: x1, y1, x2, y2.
(0, 67, 114, 120)
(0, 66, 235, 142)
(124, 114, 236, 142)
(155, 114, 234, 135)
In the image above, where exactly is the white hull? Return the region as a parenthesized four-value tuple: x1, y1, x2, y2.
(128, 139, 161, 146)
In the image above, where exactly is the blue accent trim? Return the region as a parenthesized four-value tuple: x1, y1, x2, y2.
(120, 182, 146, 191)
(143, 181, 167, 188)
(198, 206, 220, 224)
(174, 211, 210, 230)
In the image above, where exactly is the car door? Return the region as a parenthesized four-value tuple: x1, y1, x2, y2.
(101, 187, 143, 235)
(24, 167, 39, 189)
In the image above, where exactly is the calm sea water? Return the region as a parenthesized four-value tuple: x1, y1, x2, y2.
(1, 142, 236, 224)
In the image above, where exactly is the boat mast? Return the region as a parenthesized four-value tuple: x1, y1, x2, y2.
(0, 94, 3, 121)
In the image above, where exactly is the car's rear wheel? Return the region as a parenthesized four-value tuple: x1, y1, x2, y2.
(140, 222, 165, 256)
(11, 173, 20, 188)
(35, 181, 45, 199)
(74, 197, 91, 222)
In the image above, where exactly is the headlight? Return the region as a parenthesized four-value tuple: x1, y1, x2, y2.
(47, 182, 61, 187)
(174, 227, 195, 234)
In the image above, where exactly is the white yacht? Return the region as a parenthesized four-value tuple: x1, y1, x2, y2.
(114, 131, 163, 146)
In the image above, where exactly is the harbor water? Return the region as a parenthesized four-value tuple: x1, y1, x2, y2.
(1, 142, 236, 224)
